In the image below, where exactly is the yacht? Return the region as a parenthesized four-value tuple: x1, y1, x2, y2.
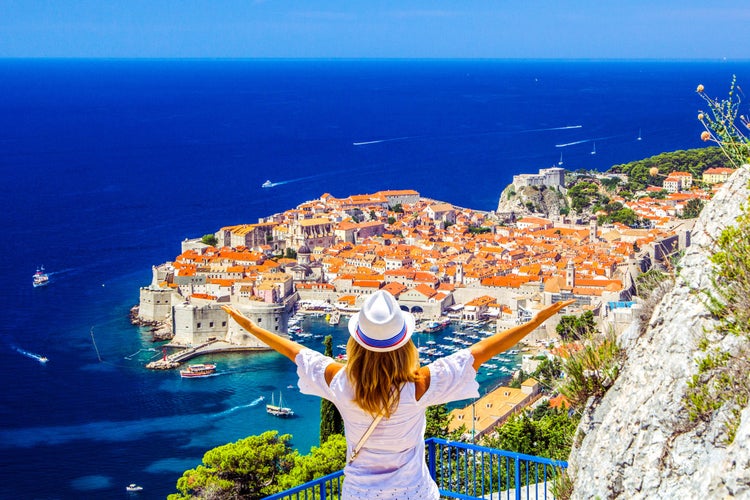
(262, 180, 273, 188)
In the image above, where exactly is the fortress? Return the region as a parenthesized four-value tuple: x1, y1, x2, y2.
(512, 167, 565, 188)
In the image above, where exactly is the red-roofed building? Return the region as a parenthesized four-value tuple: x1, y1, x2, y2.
(702, 167, 735, 184)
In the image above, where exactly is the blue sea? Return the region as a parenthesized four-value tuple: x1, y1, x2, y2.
(1, 59, 748, 498)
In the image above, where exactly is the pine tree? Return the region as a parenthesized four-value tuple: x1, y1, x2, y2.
(320, 335, 344, 443)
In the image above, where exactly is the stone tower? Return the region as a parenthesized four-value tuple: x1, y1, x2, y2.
(589, 219, 598, 243)
(566, 259, 576, 289)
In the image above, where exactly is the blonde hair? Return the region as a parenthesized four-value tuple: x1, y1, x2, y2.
(345, 337, 419, 418)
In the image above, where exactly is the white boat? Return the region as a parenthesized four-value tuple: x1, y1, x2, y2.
(126, 483, 143, 492)
(262, 180, 273, 188)
(591, 142, 596, 155)
(180, 363, 216, 378)
(33, 266, 50, 287)
(266, 392, 294, 417)
(328, 310, 340, 325)
(558, 152, 564, 166)
(637, 128, 643, 141)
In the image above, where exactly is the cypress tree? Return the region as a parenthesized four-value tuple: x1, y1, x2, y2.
(320, 335, 344, 443)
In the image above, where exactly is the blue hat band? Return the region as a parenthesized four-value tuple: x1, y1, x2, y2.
(355, 321, 408, 349)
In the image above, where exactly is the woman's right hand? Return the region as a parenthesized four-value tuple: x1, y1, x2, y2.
(532, 299, 575, 323)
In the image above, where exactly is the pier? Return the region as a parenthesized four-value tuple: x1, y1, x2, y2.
(145, 339, 269, 370)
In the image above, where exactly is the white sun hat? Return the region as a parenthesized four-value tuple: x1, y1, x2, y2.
(348, 290, 416, 352)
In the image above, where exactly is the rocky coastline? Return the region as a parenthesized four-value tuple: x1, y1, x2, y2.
(129, 305, 173, 341)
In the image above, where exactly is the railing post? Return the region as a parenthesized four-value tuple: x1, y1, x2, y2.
(321, 480, 327, 500)
(515, 456, 521, 500)
(427, 438, 436, 479)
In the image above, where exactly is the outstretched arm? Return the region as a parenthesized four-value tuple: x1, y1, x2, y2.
(222, 305, 304, 362)
(469, 300, 575, 370)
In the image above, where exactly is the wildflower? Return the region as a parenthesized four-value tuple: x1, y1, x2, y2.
(701, 131, 711, 142)
(697, 84, 705, 93)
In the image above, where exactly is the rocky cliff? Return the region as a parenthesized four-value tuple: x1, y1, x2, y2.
(567, 167, 750, 498)
(496, 184, 568, 217)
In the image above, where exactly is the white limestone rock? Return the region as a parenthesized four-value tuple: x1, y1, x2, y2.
(567, 166, 750, 499)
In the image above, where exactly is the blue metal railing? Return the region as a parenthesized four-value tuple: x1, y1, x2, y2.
(265, 438, 567, 500)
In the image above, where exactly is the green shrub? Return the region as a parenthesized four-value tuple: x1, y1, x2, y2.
(560, 329, 624, 409)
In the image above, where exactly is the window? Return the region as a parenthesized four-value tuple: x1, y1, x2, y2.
(209, 322, 214, 328)
(222, 321, 226, 327)
(257, 318, 262, 323)
(197, 323, 201, 328)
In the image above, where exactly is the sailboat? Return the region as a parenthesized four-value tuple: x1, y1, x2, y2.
(266, 392, 294, 417)
(591, 142, 597, 155)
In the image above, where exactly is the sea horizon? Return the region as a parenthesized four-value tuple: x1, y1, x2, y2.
(2, 58, 749, 498)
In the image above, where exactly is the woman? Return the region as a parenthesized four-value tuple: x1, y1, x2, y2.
(223, 290, 573, 499)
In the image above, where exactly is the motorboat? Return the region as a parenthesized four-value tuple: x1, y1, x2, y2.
(180, 363, 216, 378)
(262, 180, 273, 188)
(126, 483, 143, 492)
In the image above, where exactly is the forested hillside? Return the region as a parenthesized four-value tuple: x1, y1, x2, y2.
(608, 147, 727, 191)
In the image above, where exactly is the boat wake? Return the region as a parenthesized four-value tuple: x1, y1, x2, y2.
(555, 134, 621, 148)
(47, 267, 76, 276)
(14, 346, 48, 364)
(521, 124, 583, 133)
(264, 169, 351, 188)
(124, 348, 159, 360)
(354, 126, 581, 147)
(352, 136, 413, 146)
(213, 397, 265, 418)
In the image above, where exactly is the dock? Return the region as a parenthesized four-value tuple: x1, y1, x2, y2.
(146, 339, 268, 370)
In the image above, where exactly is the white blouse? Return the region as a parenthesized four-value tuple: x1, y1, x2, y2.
(295, 348, 479, 500)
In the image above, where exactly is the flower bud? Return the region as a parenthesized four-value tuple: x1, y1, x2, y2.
(696, 84, 705, 93)
(700, 131, 711, 141)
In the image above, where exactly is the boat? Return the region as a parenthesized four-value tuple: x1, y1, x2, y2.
(266, 392, 294, 417)
(637, 128, 643, 141)
(420, 319, 450, 333)
(262, 180, 273, 188)
(591, 142, 596, 155)
(15, 347, 48, 363)
(126, 483, 143, 492)
(33, 266, 49, 287)
(179, 363, 216, 378)
(558, 152, 564, 166)
(328, 311, 340, 325)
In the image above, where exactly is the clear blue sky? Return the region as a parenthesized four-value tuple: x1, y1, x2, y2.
(1, 0, 748, 59)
